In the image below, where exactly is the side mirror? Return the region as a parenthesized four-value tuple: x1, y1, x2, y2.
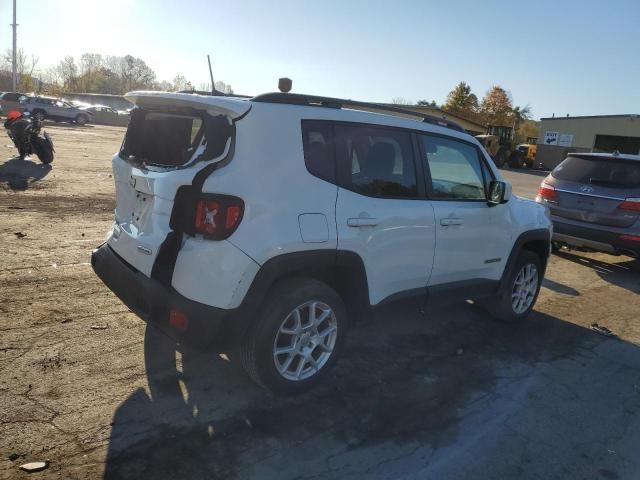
(487, 180, 508, 206)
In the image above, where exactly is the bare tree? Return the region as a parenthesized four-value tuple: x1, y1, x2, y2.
(2, 48, 39, 91)
(171, 75, 194, 91)
(391, 97, 412, 105)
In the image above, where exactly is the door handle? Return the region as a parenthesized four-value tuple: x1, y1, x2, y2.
(440, 217, 463, 226)
(347, 217, 379, 227)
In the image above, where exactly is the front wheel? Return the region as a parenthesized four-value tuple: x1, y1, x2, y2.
(487, 250, 542, 322)
(240, 278, 346, 394)
(75, 114, 89, 126)
(493, 149, 507, 168)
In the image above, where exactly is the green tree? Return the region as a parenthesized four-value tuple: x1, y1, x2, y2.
(511, 104, 531, 131)
(443, 82, 478, 112)
(121, 55, 156, 91)
(516, 119, 539, 144)
(416, 99, 438, 107)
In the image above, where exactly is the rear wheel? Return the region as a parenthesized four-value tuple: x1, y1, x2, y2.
(31, 137, 54, 164)
(75, 114, 89, 126)
(509, 150, 523, 168)
(487, 250, 542, 322)
(241, 278, 346, 395)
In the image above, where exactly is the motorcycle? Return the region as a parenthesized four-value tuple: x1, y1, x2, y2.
(4, 111, 55, 165)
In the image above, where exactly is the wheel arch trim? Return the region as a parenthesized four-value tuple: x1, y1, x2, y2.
(498, 228, 551, 293)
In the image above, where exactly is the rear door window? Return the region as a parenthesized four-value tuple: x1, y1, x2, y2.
(552, 156, 640, 188)
(335, 124, 418, 198)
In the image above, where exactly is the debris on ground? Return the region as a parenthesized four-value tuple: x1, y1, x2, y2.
(19, 461, 49, 472)
(61, 319, 72, 324)
(13, 231, 26, 238)
(8, 453, 19, 461)
(38, 352, 64, 371)
(90, 324, 108, 330)
(591, 323, 616, 337)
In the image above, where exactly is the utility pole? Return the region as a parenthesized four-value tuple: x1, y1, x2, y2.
(11, 0, 18, 91)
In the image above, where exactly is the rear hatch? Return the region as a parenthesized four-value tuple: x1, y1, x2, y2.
(547, 154, 640, 228)
(107, 91, 251, 276)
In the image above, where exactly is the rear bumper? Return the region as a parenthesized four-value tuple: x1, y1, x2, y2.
(552, 220, 640, 257)
(91, 243, 240, 347)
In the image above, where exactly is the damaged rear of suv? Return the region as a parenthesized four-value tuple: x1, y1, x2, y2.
(92, 92, 258, 346)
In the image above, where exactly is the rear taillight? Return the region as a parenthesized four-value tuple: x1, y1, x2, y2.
(193, 195, 244, 239)
(619, 234, 640, 243)
(618, 198, 640, 212)
(537, 183, 556, 202)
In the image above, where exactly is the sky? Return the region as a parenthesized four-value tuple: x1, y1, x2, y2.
(0, 0, 639, 119)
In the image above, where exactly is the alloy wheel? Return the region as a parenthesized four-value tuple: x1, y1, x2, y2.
(511, 263, 538, 314)
(272, 300, 338, 381)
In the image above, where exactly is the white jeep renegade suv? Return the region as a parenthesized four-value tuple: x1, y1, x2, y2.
(92, 90, 552, 394)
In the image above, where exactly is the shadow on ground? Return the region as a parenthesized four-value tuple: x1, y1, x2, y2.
(0, 157, 51, 190)
(42, 121, 94, 129)
(102, 297, 640, 480)
(555, 250, 640, 294)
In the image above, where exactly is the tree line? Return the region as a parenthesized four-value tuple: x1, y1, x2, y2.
(0, 50, 233, 96)
(395, 81, 539, 141)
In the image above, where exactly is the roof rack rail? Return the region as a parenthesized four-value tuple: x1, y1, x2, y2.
(251, 92, 466, 133)
(177, 89, 252, 99)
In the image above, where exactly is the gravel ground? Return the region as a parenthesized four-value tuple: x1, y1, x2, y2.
(1, 124, 639, 479)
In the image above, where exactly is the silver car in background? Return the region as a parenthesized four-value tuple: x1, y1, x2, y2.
(0, 91, 27, 114)
(21, 96, 93, 125)
(536, 152, 640, 258)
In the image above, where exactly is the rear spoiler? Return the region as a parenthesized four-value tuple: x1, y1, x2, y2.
(125, 91, 251, 120)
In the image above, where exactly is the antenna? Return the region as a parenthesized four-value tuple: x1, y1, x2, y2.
(207, 54, 214, 95)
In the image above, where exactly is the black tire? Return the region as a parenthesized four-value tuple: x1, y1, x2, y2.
(486, 250, 542, 323)
(75, 114, 89, 126)
(240, 278, 346, 395)
(31, 137, 54, 164)
(508, 150, 523, 168)
(493, 149, 507, 168)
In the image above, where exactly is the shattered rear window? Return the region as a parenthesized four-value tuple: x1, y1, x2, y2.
(121, 109, 232, 168)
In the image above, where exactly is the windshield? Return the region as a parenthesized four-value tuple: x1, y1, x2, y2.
(552, 155, 640, 188)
